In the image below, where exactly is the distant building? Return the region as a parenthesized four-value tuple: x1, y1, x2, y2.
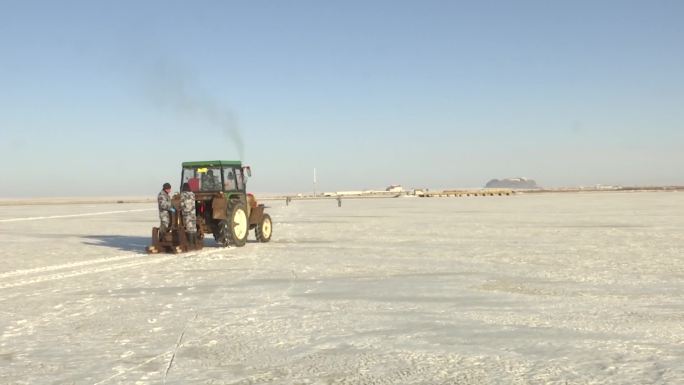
(336, 191, 365, 196)
(385, 184, 404, 193)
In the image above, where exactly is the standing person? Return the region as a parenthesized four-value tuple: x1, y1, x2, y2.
(158, 182, 175, 238)
(180, 182, 198, 247)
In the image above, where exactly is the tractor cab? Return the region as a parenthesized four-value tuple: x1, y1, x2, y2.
(180, 160, 251, 195)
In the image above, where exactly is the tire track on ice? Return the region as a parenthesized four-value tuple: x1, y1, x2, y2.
(0, 254, 174, 290)
(0, 253, 144, 280)
(0, 208, 155, 223)
(0, 247, 242, 292)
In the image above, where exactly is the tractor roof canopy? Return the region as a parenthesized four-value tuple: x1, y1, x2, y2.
(182, 160, 242, 168)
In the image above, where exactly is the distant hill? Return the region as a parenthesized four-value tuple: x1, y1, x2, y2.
(485, 177, 539, 189)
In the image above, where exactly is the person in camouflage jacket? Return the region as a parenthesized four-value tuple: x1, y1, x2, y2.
(180, 182, 198, 247)
(157, 182, 174, 236)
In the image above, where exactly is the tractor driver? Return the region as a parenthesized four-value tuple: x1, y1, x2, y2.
(202, 169, 220, 191)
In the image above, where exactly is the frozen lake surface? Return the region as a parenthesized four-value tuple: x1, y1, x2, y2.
(1, 192, 683, 384)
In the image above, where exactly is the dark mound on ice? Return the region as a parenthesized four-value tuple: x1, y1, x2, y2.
(486, 177, 539, 189)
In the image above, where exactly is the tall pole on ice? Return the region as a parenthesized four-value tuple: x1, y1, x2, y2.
(313, 168, 317, 197)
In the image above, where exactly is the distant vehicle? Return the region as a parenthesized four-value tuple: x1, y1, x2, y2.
(147, 160, 272, 253)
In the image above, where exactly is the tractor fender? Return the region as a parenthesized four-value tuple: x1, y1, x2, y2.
(249, 204, 265, 226)
(212, 195, 228, 220)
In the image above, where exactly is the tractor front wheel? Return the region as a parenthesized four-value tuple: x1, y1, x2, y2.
(255, 213, 272, 242)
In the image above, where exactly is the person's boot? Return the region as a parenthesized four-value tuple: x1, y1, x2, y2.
(187, 232, 196, 249)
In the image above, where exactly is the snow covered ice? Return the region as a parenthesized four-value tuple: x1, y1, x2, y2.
(1, 192, 683, 384)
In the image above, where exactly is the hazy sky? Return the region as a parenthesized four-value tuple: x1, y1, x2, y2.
(1, 0, 683, 197)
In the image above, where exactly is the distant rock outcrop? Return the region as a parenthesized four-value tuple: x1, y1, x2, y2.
(485, 177, 539, 189)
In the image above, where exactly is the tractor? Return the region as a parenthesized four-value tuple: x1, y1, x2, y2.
(147, 160, 272, 253)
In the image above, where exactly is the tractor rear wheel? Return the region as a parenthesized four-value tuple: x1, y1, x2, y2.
(255, 213, 272, 242)
(216, 204, 248, 247)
